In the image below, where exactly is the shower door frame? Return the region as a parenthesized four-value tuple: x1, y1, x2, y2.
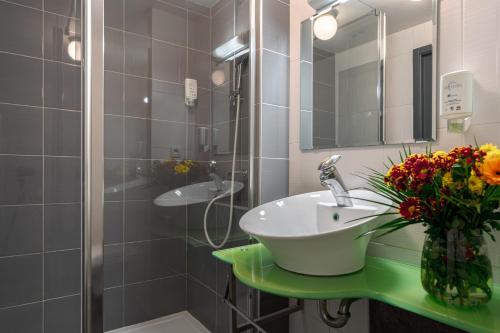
(81, 0, 258, 331)
(82, 0, 105, 332)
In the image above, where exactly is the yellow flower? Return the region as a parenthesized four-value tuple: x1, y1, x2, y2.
(479, 143, 498, 154)
(481, 150, 500, 185)
(468, 171, 485, 195)
(433, 150, 447, 157)
(442, 172, 453, 188)
(174, 164, 189, 174)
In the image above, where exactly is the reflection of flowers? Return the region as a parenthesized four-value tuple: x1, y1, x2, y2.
(163, 160, 196, 175)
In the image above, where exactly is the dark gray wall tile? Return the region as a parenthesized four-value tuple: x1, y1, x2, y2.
(187, 50, 210, 89)
(0, 53, 42, 106)
(124, 32, 151, 78)
(44, 295, 81, 333)
(124, 118, 150, 159)
(262, 0, 289, 55)
(45, 0, 80, 18)
(212, 1, 234, 49)
(7, 0, 42, 8)
(104, 201, 124, 245)
(261, 104, 289, 158)
(188, 11, 210, 52)
(0, 156, 43, 205)
(44, 61, 81, 110)
(124, 0, 153, 36)
(105, 0, 124, 29)
(150, 120, 187, 159)
(105, 28, 124, 72)
(44, 109, 81, 156)
(44, 203, 81, 251)
(152, 40, 186, 83)
(104, 115, 124, 158)
(151, 2, 187, 46)
(187, 242, 216, 290)
(0, 2, 42, 57)
(187, 1, 210, 17)
(260, 158, 289, 203)
(44, 12, 81, 65)
(0, 254, 42, 307)
(44, 157, 81, 203)
(187, 278, 216, 332)
(0, 205, 42, 256)
(0, 302, 42, 333)
(104, 287, 124, 331)
(44, 249, 81, 298)
(104, 71, 124, 115)
(124, 238, 185, 283)
(262, 50, 289, 107)
(124, 75, 151, 118)
(151, 80, 186, 122)
(124, 276, 186, 326)
(104, 244, 124, 288)
(0, 104, 43, 155)
(104, 158, 124, 201)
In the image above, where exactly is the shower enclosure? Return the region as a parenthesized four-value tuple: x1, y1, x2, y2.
(0, 0, 256, 332)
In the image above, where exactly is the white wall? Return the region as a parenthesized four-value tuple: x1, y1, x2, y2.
(289, 0, 500, 331)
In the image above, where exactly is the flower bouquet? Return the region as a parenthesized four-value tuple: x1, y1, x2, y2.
(360, 144, 500, 306)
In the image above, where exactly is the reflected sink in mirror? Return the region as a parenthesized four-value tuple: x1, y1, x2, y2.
(154, 180, 244, 207)
(239, 189, 391, 276)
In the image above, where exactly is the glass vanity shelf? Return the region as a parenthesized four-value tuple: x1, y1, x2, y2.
(214, 243, 500, 333)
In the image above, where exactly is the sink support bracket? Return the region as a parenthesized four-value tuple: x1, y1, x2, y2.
(318, 298, 359, 328)
(224, 270, 304, 333)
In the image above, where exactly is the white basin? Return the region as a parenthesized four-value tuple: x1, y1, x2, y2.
(239, 189, 390, 276)
(154, 180, 244, 207)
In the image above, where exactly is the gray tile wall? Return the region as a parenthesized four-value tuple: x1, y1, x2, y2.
(0, 1, 82, 333)
(256, 0, 290, 204)
(185, 1, 253, 332)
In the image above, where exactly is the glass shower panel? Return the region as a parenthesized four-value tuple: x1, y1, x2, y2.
(0, 0, 83, 332)
(102, 0, 252, 332)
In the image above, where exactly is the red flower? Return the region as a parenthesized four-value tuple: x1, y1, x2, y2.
(399, 198, 422, 221)
(403, 154, 435, 191)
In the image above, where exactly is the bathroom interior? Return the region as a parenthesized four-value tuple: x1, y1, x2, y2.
(1, 0, 500, 332)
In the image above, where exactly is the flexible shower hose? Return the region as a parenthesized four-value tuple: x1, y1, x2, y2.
(203, 90, 241, 249)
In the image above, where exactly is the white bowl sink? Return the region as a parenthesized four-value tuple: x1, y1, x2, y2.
(239, 189, 390, 276)
(154, 180, 244, 207)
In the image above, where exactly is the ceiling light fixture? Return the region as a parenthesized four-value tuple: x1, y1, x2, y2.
(313, 13, 338, 40)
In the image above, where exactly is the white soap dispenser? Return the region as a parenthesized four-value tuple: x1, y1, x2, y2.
(440, 70, 473, 133)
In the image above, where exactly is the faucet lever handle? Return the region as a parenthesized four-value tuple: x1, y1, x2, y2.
(318, 155, 341, 171)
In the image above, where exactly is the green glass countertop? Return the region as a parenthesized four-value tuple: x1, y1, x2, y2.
(213, 243, 500, 333)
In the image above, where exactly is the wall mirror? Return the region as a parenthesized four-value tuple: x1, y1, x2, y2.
(300, 0, 438, 150)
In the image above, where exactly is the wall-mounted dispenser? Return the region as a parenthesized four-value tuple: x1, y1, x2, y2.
(185, 78, 198, 107)
(197, 126, 209, 152)
(440, 70, 473, 133)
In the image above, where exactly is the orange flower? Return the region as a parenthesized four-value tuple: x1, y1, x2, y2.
(481, 151, 500, 185)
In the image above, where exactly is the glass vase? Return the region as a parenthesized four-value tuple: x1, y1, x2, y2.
(421, 228, 493, 306)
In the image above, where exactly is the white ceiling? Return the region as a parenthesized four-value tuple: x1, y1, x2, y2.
(312, 0, 432, 54)
(362, 0, 432, 34)
(188, 0, 219, 7)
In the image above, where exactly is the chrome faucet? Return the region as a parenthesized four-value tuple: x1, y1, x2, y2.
(209, 161, 225, 192)
(318, 155, 353, 207)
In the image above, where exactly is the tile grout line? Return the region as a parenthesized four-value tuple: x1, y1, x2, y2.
(41, 0, 45, 330)
(121, 0, 126, 327)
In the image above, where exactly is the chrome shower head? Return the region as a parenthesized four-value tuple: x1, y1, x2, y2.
(212, 32, 249, 64)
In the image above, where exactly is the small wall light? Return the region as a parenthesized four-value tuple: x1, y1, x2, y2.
(313, 13, 338, 40)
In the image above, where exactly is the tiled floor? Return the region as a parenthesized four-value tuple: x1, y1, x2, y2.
(108, 311, 210, 333)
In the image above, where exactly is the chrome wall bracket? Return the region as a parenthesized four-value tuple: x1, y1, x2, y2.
(224, 271, 304, 333)
(318, 298, 359, 328)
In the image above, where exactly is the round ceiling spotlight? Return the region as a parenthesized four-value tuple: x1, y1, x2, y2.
(67, 38, 81, 62)
(313, 13, 338, 40)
